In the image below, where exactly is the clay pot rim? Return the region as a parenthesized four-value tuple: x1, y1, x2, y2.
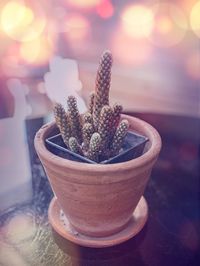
(34, 115, 161, 174)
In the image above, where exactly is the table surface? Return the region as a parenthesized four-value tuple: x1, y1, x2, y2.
(0, 113, 199, 266)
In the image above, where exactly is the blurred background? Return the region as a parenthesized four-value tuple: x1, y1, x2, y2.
(0, 2, 199, 265)
(0, 0, 199, 118)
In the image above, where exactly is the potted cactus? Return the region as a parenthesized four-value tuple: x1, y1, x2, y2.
(34, 51, 161, 248)
(46, 51, 148, 164)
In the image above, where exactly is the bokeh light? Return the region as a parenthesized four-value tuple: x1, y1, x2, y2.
(64, 14, 90, 40)
(111, 29, 152, 65)
(121, 4, 154, 38)
(20, 37, 54, 65)
(180, 0, 197, 15)
(149, 3, 187, 47)
(190, 1, 200, 38)
(3, 214, 36, 243)
(96, 0, 114, 19)
(20, 41, 40, 63)
(66, 0, 101, 9)
(157, 16, 173, 35)
(1, 1, 46, 42)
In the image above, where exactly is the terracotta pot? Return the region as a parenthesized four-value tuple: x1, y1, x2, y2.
(34, 115, 161, 237)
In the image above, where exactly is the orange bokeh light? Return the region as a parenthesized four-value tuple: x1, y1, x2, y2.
(149, 3, 187, 47)
(111, 30, 152, 65)
(157, 17, 172, 34)
(121, 4, 154, 38)
(179, 0, 197, 15)
(190, 1, 200, 38)
(20, 37, 53, 65)
(64, 14, 90, 40)
(66, 0, 100, 9)
(0, 1, 46, 42)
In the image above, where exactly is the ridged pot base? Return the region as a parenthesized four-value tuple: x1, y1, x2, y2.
(48, 196, 148, 248)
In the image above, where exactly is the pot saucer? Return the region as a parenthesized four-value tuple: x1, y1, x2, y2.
(48, 196, 148, 248)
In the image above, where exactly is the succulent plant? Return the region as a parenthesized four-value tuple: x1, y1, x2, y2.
(53, 50, 129, 162)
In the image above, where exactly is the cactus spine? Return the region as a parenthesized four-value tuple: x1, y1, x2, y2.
(87, 133, 102, 162)
(82, 122, 94, 151)
(53, 103, 71, 147)
(67, 96, 82, 144)
(111, 120, 129, 156)
(83, 112, 93, 125)
(69, 137, 83, 155)
(93, 50, 113, 130)
(110, 103, 123, 140)
(98, 105, 113, 153)
(112, 103, 123, 129)
(88, 91, 95, 114)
